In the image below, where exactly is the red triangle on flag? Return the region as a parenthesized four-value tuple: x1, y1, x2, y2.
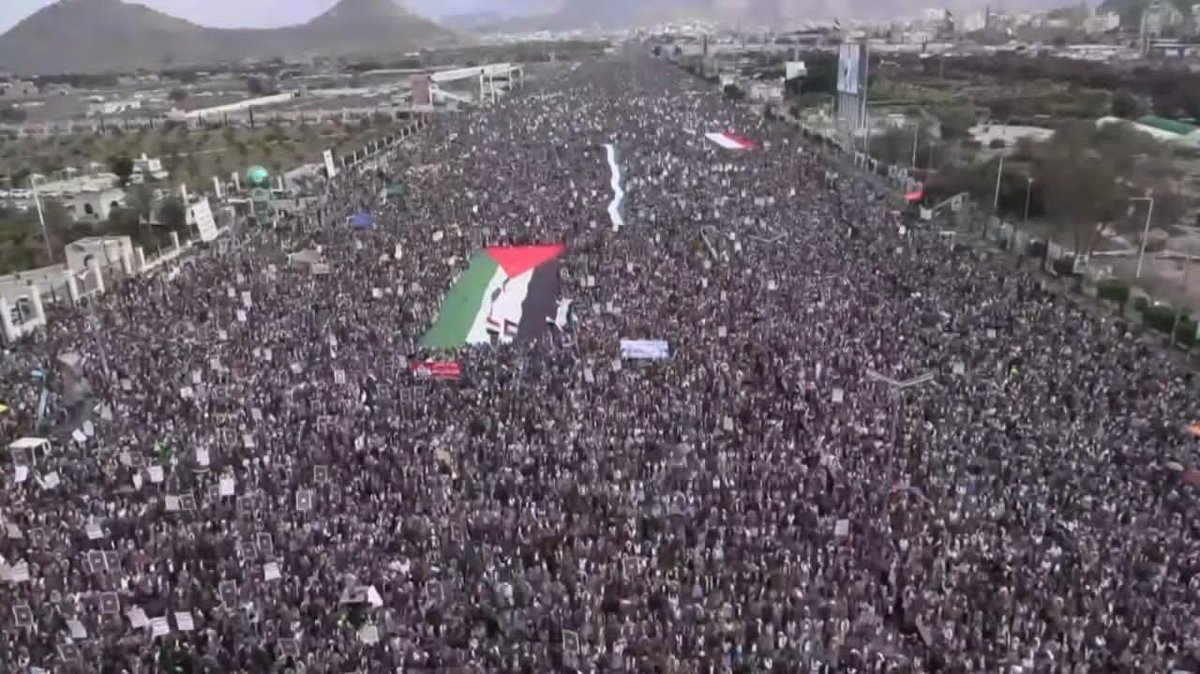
(485, 244, 566, 277)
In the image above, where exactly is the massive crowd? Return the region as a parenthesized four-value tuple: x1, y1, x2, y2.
(2, 49, 1199, 673)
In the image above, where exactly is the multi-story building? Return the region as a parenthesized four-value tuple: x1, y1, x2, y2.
(1084, 12, 1121, 34)
(0, 80, 38, 99)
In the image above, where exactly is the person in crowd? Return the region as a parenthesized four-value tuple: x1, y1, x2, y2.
(1, 53, 1198, 674)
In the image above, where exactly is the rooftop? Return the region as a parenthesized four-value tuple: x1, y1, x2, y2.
(1137, 115, 1199, 137)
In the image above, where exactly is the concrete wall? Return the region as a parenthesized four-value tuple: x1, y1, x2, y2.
(0, 233, 187, 343)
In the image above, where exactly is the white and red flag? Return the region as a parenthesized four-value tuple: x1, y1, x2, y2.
(705, 131, 756, 150)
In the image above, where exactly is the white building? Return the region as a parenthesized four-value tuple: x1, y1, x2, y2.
(1084, 12, 1121, 34)
(921, 8, 947, 23)
(0, 80, 38, 99)
(35, 174, 120, 198)
(64, 236, 135, 275)
(969, 123, 1055, 148)
(133, 154, 169, 181)
(71, 189, 127, 223)
(87, 99, 142, 117)
(1141, 0, 1185, 38)
(748, 79, 785, 104)
(958, 10, 989, 33)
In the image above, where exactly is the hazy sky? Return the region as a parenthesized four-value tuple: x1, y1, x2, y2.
(0, 0, 504, 33)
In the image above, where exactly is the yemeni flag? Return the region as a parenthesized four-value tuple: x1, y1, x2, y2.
(421, 244, 566, 348)
(705, 131, 756, 150)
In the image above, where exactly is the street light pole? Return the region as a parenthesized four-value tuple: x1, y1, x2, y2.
(1171, 255, 1193, 347)
(992, 155, 1005, 213)
(911, 123, 919, 167)
(1132, 195, 1155, 280)
(30, 176, 55, 263)
(1023, 177, 1034, 223)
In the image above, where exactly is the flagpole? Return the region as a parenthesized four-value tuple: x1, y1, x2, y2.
(860, 38, 870, 158)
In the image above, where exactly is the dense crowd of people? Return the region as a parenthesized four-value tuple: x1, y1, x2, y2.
(2, 49, 1200, 673)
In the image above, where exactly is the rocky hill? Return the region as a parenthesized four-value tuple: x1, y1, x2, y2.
(0, 0, 455, 75)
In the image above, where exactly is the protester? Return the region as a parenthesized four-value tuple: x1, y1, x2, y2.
(1, 52, 1198, 673)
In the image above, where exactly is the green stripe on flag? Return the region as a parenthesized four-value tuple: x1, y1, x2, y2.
(421, 252, 501, 348)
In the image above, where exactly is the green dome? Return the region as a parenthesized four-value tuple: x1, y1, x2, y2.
(246, 166, 270, 187)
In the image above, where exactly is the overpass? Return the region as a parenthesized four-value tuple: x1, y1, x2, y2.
(411, 63, 526, 109)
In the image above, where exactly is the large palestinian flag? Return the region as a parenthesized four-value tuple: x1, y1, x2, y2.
(421, 244, 566, 348)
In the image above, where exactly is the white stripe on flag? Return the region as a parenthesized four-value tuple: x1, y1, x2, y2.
(705, 132, 749, 150)
(554, 299, 573, 330)
(603, 143, 625, 231)
(466, 266, 508, 345)
(484, 269, 534, 345)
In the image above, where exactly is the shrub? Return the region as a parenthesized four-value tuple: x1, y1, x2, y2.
(1140, 303, 1177, 334)
(1027, 240, 1047, 258)
(1175, 319, 1198, 347)
(1052, 257, 1076, 276)
(1132, 296, 1150, 312)
(1096, 279, 1131, 306)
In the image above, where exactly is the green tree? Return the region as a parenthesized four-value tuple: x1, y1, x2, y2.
(723, 84, 744, 101)
(158, 196, 188, 232)
(108, 155, 135, 187)
(102, 207, 142, 239)
(168, 88, 189, 104)
(933, 105, 976, 141)
(1030, 121, 1167, 255)
(0, 106, 27, 123)
(1111, 88, 1144, 119)
(9, 168, 31, 190)
(870, 127, 915, 166)
(126, 183, 157, 225)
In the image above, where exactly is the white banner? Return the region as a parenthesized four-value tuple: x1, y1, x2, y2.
(620, 339, 670, 360)
(323, 149, 337, 178)
(190, 198, 218, 243)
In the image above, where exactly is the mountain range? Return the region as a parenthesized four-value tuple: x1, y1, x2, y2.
(0, 0, 1084, 74)
(0, 0, 457, 75)
(458, 0, 1065, 33)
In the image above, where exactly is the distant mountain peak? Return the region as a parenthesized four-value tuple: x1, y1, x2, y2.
(0, 0, 454, 74)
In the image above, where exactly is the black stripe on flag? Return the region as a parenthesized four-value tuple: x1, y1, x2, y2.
(514, 260, 560, 344)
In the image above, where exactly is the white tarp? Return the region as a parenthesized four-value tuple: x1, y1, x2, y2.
(620, 339, 670, 360)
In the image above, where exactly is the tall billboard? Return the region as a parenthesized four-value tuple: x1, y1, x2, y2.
(837, 44, 864, 95)
(835, 42, 869, 152)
